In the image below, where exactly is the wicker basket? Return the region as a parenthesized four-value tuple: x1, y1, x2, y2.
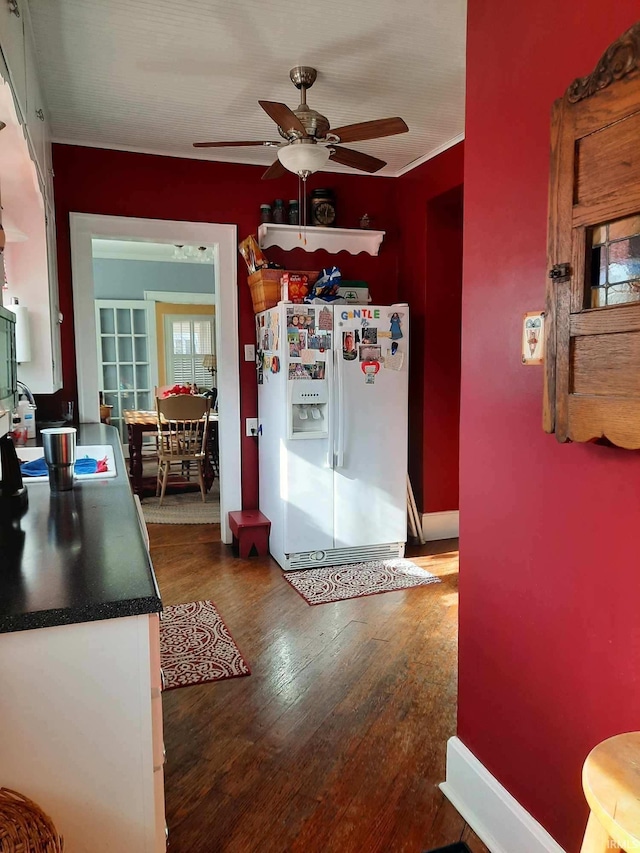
(247, 269, 319, 313)
(0, 788, 64, 852)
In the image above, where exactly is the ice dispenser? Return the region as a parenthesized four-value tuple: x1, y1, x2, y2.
(289, 380, 328, 439)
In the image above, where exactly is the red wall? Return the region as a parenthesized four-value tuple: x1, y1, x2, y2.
(460, 4, 640, 850)
(52, 144, 399, 506)
(396, 144, 464, 512)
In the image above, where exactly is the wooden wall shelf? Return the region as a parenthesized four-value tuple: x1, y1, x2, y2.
(257, 223, 385, 256)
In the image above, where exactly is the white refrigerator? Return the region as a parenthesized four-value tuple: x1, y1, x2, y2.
(257, 302, 409, 571)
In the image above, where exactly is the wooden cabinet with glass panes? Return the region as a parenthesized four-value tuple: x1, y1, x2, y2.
(544, 21, 640, 449)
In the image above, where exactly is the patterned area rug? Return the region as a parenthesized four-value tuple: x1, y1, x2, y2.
(142, 487, 221, 525)
(160, 600, 250, 689)
(284, 558, 441, 605)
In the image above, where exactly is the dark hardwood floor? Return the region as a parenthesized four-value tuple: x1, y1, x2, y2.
(150, 524, 489, 853)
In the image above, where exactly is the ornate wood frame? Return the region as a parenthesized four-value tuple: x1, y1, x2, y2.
(544, 21, 640, 446)
(566, 22, 640, 104)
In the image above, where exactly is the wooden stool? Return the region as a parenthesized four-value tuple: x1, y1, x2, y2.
(228, 510, 271, 558)
(580, 732, 640, 852)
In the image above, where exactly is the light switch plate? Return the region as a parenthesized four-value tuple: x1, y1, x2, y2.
(244, 344, 256, 362)
(246, 417, 258, 436)
(522, 311, 544, 365)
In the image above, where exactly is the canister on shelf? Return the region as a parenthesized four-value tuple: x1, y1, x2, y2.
(260, 204, 272, 223)
(288, 200, 299, 225)
(272, 199, 286, 224)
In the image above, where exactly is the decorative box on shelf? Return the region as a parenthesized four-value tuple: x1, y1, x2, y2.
(247, 268, 319, 313)
(257, 223, 385, 256)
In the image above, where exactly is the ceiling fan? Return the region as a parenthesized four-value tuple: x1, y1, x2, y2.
(193, 66, 409, 180)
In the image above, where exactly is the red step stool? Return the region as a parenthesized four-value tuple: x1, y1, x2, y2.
(228, 510, 271, 558)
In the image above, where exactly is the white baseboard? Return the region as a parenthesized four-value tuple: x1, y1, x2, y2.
(440, 737, 566, 853)
(421, 510, 459, 541)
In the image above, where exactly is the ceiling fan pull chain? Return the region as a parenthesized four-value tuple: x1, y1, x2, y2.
(298, 174, 302, 242)
(300, 174, 308, 246)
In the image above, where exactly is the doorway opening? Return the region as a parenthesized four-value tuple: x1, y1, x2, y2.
(69, 214, 240, 544)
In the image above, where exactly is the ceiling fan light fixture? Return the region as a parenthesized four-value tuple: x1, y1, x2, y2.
(277, 143, 330, 177)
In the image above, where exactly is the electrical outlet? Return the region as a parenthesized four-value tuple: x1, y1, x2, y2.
(246, 417, 258, 437)
(244, 344, 256, 362)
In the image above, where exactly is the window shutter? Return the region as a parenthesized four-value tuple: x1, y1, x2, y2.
(166, 314, 215, 388)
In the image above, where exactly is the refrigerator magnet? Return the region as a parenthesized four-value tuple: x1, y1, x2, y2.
(359, 344, 382, 362)
(343, 331, 357, 360)
(261, 329, 273, 351)
(384, 350, 404, 371)
(361, 361, 380, 384)
(389, 312, 404, 340)
(318, 307, 333, 330)
(288, 333, 301, 358)
(362, 327, 377, 345)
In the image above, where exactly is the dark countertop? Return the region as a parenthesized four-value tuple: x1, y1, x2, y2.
(0, 423, 162, 634)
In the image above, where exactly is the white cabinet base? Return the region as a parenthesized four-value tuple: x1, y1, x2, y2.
(0, 615, 165, 852)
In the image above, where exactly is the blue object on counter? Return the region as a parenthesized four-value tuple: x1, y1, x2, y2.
(20, 456, 99, 478)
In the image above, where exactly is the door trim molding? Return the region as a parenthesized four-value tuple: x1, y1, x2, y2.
(69, 213, 240, 543)
(441, 737, 566, 853)
(144, 290, 215, 305)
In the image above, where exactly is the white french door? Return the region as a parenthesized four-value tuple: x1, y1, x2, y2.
(95, 299, 158, 439)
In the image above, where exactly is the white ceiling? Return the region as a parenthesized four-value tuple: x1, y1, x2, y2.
(28, 0, 466, 177)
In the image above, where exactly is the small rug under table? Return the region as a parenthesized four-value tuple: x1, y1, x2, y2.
(160, 600, 250, 689)
(142, 486, 221, 525)
(284, 558, 441, 605)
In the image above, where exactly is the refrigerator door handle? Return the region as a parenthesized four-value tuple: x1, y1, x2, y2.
(335, 346, 345, 469)
(325, 351, 333, 468)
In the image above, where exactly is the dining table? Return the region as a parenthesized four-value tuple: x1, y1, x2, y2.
(123, 408, 219, 497)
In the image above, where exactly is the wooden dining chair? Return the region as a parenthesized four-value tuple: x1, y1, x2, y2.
(155, 395, 211, 506)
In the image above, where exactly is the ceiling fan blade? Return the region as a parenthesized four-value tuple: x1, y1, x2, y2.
(258, 101, 307, 136)
(262, 158, 287, 181)
(193, 140, 278, 148)
(329, 145, 386, 174)
(331, 117, 408, 144)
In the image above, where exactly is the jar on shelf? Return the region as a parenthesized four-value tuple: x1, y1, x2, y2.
(272, 199, 286, 224)
(260, 204, 272, 223)
(288, 200, 299, 225)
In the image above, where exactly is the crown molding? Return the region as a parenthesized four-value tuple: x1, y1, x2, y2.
(394, 132, 465, 176)
(51, 133, 465, 179)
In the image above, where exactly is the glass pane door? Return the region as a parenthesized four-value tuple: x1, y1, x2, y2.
(95, 300, 157, 440)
